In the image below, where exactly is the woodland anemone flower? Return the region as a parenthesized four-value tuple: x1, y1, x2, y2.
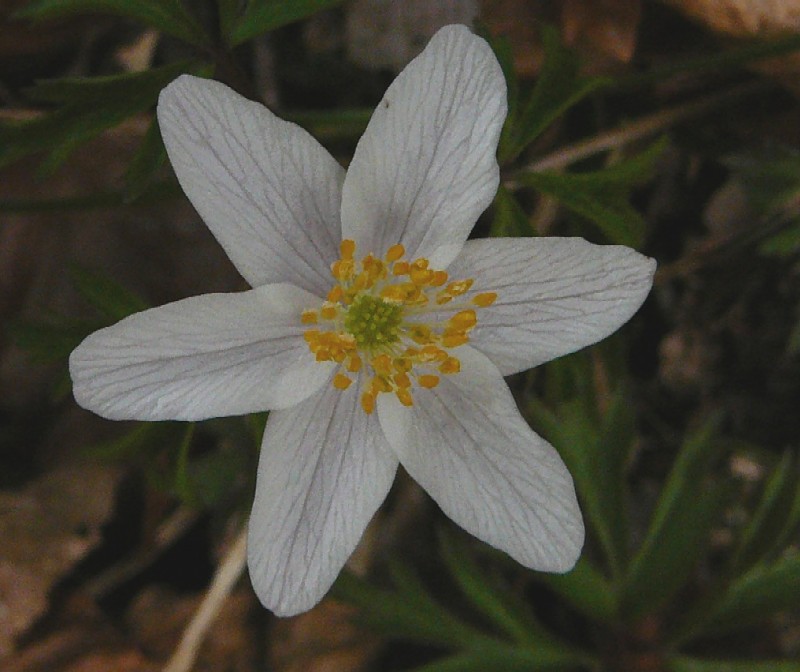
(70, 25, 656, 616)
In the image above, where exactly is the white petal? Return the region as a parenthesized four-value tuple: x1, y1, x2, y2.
(340, 25, 506, 267)
(70, 284, 333, 421)
(247, 379, 398, 616)
(446, 237, 657, 375)
(377, 346, 583, 573)
(158, 75, 344, 295)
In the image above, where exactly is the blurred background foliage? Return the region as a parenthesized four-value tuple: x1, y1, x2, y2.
(1, 0, 800, 671)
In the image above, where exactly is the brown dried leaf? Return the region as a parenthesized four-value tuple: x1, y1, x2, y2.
(561, 0, 642, 65)
(269, 600, 379, 672)
(664, 0, 800, 37)
(0, 465, 118, 657)
(127, 586, 259, 671)
(664, 0, 800, 93)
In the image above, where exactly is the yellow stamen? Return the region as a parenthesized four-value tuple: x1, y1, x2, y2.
(333, 373, 352, 390)
(473, 292, 497, 307)
(320, 303, 338, 320)
(303, 240, 496, 413)
(447, 279, 473, 296)
(418, 374, 440, 389)
(392, 261, 410, 276)
(361, 391, 376, 414)
(439, 357, 461, 374)
(386, 244, 405, 262)
(396, 388, 414, 406)
(328, 286, 344, 303)
(449, 309, 477, 330)
(341, 239, 356, 259)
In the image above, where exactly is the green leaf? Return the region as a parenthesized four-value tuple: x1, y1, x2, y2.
(538, 557, 616, 623)
(69, 264, 148, 321)
(527, 390, 635, 578)
(0, 61, 193, 173)
(438, 530, 572, 651)
(706, 553, 800, 633)
(620, 416, 728, 622)
(411, 640, 591, 672)
(759, 220, 800, 257)
(520, 140, 666, 247)
(229, 0, 347, 47)
(730, 451, 799, 573)
(489, 185, 532, 237)
(726, 147, 800, 215)
(216, 0, 241, 43)
(124, 117, 167, 202)
(502, 25, 608, 162)
(82, 422, 191, 473)
(7, 319, 95, 364)
(16, 0, 209, 47)
(332, 566, 484, 649)
(477, 28, 519, 165)
(668, 656, 800, 672)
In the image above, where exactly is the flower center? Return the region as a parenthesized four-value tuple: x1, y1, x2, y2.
(301, 240, 497, 414)
(343, 294, 402, 348)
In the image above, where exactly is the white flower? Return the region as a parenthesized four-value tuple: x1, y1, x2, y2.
(69, 25, 656, 617)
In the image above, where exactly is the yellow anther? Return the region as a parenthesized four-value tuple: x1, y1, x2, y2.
(346, 353, 362, 372)
(450, 309, 477, 330)
(396, 388, 414, 407)
(301, 310, 318, 325)
(371, 354, 392, 376)
(439, 357, 461, 374)
(320, 303, 338, 320)
(411, 258, 429, 271)
(447, 279, 474, 296)
(333, 373, 352, 390)
(371, 376, 392, 394)
(386, 244, 405, 262)
(442, 332, 469, 348)
(304, 330, 320, 343)
(473, 292, 497, 307)
(435, 291, 453, 305)
(331, 258, 354, 281)
(410, 266, 433, 285)
(361, 391, 376, 414)
(418, 374, 440, 389)
(430, 270, 449, 287)
(408, 325, 433, 344)
(392, 261, 410, 276)
(393, 372, 411, 388)
(419, 345, 447, 362)
(381, 285, 410, 303)
(394, 357, 413, 372)
(341, 239, 356, 259)
(328, 286, 344, 303)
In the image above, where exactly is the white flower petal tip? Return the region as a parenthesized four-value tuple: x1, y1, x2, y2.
(341, 24, 507, 268)
(246, 380, 398, 616)
(69, 284, 333, 421)
(157, 74, 345, 296)
(445, 238, 657, 375)
(377, 346, 585, 575)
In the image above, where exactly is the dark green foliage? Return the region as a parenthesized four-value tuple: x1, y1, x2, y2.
(16, 0, 209, 46)
(499, 25, 609, 163)
(226, 0, 348, 46)
(0, 61, 194, 175)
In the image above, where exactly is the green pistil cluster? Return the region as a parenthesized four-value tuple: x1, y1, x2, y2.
(344, 294, 402, 349)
